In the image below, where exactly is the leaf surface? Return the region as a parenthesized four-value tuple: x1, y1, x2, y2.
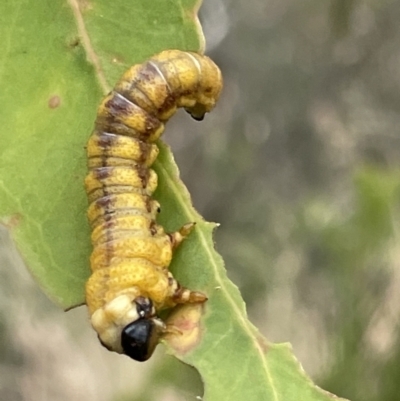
(0, 0, 202, 307)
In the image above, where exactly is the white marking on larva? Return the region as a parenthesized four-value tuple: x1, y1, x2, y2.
(91, 295, 141, 354)
(148, 60, 172, 92)
(113, 91, 141, 109)
(185, 52, 202, 82)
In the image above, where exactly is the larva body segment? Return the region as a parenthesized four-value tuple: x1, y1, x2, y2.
(84, 50, 222, 361)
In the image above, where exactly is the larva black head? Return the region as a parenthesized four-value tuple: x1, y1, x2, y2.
(121, 318, 164, 362)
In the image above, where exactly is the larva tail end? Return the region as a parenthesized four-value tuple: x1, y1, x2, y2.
(185, 108, 206, 121)
(185, 106, 206, 121)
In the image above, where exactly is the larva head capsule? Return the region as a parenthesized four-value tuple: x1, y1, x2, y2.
(91, 295, 166, 362)
(120, 296, 165, 361)
(121, 316, 165, 361)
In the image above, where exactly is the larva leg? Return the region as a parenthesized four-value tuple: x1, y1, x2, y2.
(166, 222, 208, 304)
(165, 271, 207, 305)
(168, 222, 196, 250)
(172, 285, 208, 304)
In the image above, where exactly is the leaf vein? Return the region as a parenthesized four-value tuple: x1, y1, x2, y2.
(67, 0, 110, 94)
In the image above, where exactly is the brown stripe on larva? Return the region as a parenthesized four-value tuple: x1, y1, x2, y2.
(135, 164, 150, 188)
(94, 191, 113, 264)
(120, 67, 159, 110)
(97, 132, 118, 149)
(89, 132, 154, 167)
(93, 166, 113, 180)
(94, 195, 114, 215)
(101, 92, 163, 141)
(147, 62, 178, 117)
(137, 62, 173, 107)
(149, 220, 158, 236)
(158, 91, 177, 117)
(145, 196, 152, 213)
(133, 61, 180, 119)
(104, 92, 133, 117)
(131, 62, 164, 110)
(94, 117, 140, 138)
(138, 139, 152, 164)
(100, 135, 111, 168)
(115, 85, 156, 117)
(97, 219, 117, 247)
(94, 133, 111, 250)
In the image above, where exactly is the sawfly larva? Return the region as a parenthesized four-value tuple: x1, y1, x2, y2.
(84, 50, 222, 361)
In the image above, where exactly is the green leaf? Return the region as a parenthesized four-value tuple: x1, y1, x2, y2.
(0, 0, 202, 307)
(0, 1, 349, 400)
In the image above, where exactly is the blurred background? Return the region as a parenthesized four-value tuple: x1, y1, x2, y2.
(2, 0, 400, 400)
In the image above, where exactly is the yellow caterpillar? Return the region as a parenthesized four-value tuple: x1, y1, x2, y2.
(84, 50, 223, 361)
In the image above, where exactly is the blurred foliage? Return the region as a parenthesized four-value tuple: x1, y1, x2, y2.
(295, 166, 400, 400)
(115, 357, 203, 401)
(330, 0, 357, 38)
